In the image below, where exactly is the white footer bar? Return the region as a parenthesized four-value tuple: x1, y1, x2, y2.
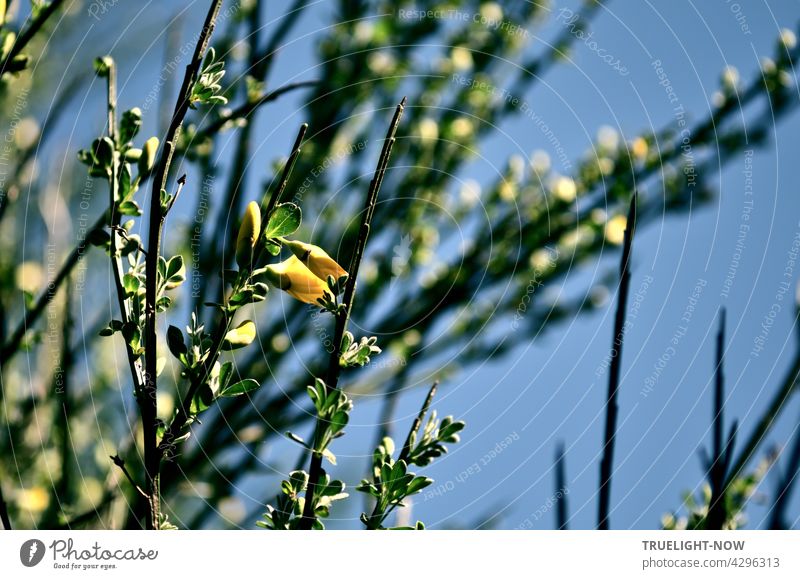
(1, 531, 798, 577)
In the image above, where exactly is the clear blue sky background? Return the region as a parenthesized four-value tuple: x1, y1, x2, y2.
(41, 0, 800, 528)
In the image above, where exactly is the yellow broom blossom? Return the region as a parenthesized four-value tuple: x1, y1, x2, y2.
(262, 255, 332, 305)
(236, 201, 261, 269)
(283, 239, 347, 283)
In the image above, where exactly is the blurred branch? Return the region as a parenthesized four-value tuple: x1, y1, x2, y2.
(0, 0, 67, 76)
(189, 81, 317, 144)
(0, 211, 106, 367)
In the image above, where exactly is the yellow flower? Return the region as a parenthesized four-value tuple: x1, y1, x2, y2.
(16, 486, 49, 513)
(631, 137, 648, 161)
(236, 201, 261, 269)
(263, 256, 332, 305)
(605, 214, 628, 245)
(283, 239, 347, 283)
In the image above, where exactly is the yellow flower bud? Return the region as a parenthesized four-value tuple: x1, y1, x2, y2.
(283, 239, 347, 283)
(139, 136, 159, 174)
(263, 255, 332, 305)
(236, 201, 261, 269)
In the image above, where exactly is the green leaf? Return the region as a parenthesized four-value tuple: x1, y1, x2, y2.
(120, 108, 142, 144)
(190, 383, 217, 413)
(219, 361, 233, 391)
(164, 255, 185, 289)
(220, 378, 260, 397)
(264, 203, 301, 238)
(118, 200, 141, 216)
(322, 448, 337, 465)
(122, 272, 139, 296)
(221, 320, 256, 350)
(167, 325, 187, 358)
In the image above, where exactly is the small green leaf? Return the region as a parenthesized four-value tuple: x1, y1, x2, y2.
(120, 107, 142, 144)
(221, 320, 256, 350)
(167, 325, 187, 358)
(164, 255, 185, 289)
(122, 272, 139, 296)
(264, 203, 301, 238)
(220, 378, 260, 397)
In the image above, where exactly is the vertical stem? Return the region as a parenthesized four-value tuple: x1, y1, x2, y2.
(705, 308, 727, 529)
(597, 192, 637, 530)
(104, 58, 149, 526)
(555, 442, 569, 530)
(298, 98, 406, 529)
(142, 0, 222, 529)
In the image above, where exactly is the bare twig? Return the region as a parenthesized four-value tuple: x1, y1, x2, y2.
(110, 455, 147, 499)
(597, 191, 637, 530)
(299, 98, 407, 529)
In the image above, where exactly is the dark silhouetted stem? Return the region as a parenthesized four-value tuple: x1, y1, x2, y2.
(597, 192, 637, 530)
(399, 381, 438, 463)
(705, 309, 728, 530)
(555, 442, 569, 530)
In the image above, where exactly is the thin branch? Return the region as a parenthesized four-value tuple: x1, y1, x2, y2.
(105, 58, 147, 406)
(597, 191, 637, 530)
(0, 0, 66, 76)
(725, 354, 800, 488)
(299, 97, 407, 530)
(769, 411, 800, 529)
(110, 455, 147, 499)
(143, 0, 223, 530)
